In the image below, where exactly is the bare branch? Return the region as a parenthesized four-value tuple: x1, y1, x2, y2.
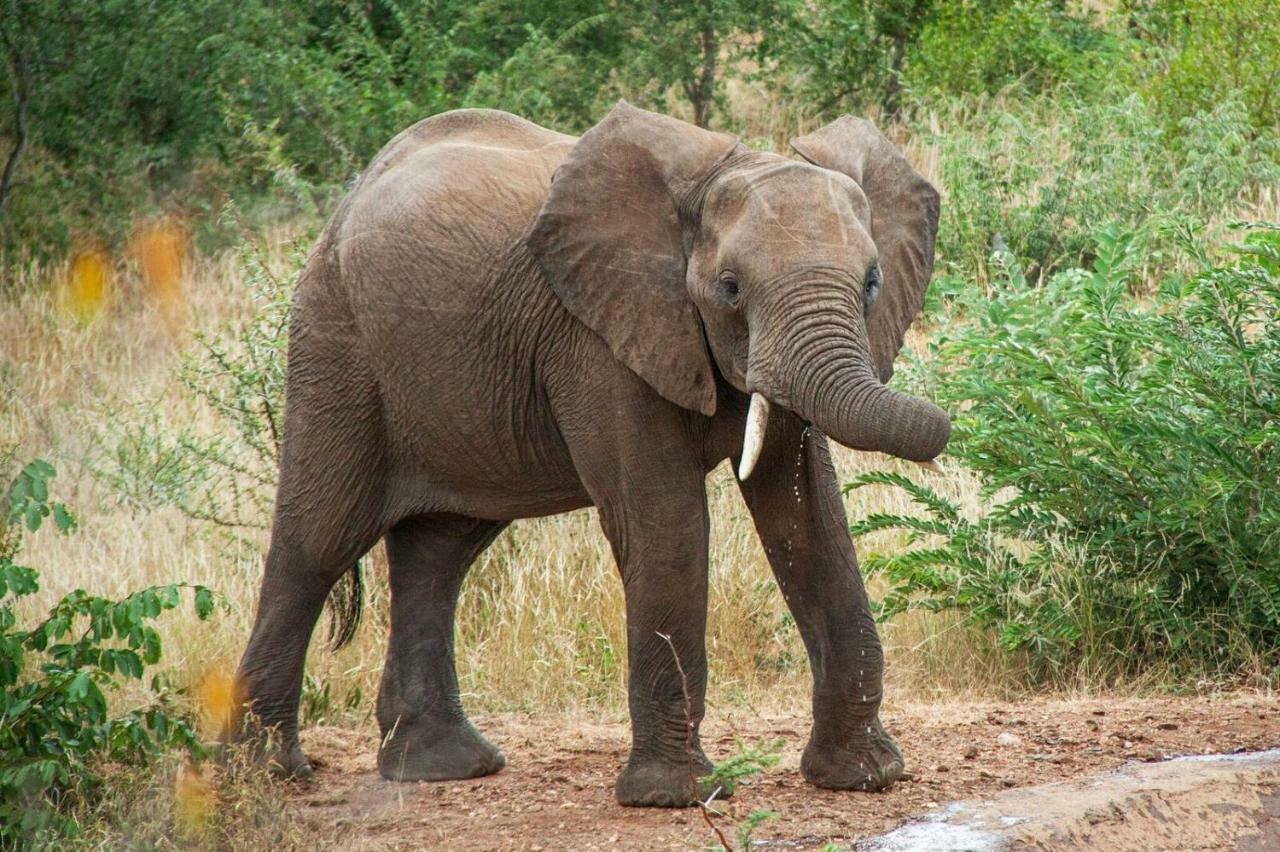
(656, 631, 732, 850)
(0, 2, 32, 217)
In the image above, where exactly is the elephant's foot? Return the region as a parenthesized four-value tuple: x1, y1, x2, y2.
(265, 739, 315, 779)
(800, 720, 904, 792)
(614, 752, 731, 807)
(377, 720, 505, 782)
(223, 714, 314, 780)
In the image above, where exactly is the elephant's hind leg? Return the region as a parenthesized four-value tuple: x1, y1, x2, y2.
(377, 513, 508, 782)
(235, 490, 385, 778)
(234, 290, 388, 778)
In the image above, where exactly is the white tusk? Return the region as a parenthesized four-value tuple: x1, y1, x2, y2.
(738, 393, 770, 481)
(914, 458, 944, 474)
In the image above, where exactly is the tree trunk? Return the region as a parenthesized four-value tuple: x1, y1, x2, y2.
(881, 33, 906, 119)
(0, 6, 32, 218)
(682, 0, 718, 128)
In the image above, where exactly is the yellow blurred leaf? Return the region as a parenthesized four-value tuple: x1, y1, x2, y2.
(64, 249, 111, 319)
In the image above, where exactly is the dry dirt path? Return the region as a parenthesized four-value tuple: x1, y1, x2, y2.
(289, 694, 1280, 850)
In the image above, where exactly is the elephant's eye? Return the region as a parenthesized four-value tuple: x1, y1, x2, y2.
(864, 263, 882, 313)
(717, 271, 740, 304)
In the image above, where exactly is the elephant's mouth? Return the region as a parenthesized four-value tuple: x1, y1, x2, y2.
(736, 391, 944, 481)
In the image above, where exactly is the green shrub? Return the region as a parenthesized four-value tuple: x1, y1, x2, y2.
(1, 458, 217, 843)
(855, 224, 1280, 683)
(1150, 0, 1280, 131)
(96, 236, 295, 531)
(924, 92, 1279, 285)
(907, 0, 1131, 100)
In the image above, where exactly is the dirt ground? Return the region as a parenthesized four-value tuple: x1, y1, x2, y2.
(289, 694, 1280, 850)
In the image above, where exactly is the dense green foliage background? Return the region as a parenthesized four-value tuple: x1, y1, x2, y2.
(857, 224, 1280, 685)
(2, 0, 1277, 265)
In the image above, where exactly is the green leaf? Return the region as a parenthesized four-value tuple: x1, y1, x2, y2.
(194, 587, 214, 620)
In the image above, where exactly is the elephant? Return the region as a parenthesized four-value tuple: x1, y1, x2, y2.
(233, 100, 949, 808)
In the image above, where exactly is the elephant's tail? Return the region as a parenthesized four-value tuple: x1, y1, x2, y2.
(325, 562, 364, 651)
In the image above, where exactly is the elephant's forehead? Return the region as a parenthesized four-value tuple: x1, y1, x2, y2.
(714, 156, 872, 236)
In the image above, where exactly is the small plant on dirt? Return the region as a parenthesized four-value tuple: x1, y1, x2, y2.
(1, 457, 218, 844)
(854, 223, 1280, 685)
(698, 738, 784, 851)
(704, 737, 785, 799)
(735, 805, 780, 850)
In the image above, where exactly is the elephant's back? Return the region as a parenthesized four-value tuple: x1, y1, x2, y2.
(358, 109, 575, 189)
(333, 110, 573, 291)
(312, 110, 587, 507)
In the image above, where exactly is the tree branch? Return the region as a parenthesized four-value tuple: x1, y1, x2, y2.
(0, 3, 32, 218)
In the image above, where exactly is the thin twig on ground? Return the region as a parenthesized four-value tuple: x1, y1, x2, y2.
(656, 631, 732, 851)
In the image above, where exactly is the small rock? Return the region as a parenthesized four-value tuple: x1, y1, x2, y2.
(934, 764, 949, 773)
(996, 732, 1022, 747)
(1156, 722, 1179, 731)
(1000, 778, 1016, 788)
(1092, 709, 1106, 717)
(963, 746, 979, 760)
(979, 770, 996, 779)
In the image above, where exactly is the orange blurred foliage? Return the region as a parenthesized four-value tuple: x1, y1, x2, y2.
(194, 664, 240, 740)
(130, 218, 188, 331)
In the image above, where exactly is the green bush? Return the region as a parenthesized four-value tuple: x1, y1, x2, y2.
(1, 458, 216, 843)
(97, 236, 295, 531)
(924, 92, 1279, 285)
(906, 0, 1130, 100)
(854, 224, 1280, 683)
(1149, 0, 1280, 131)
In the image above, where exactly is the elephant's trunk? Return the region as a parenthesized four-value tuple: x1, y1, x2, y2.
(748, 299, 950, 465)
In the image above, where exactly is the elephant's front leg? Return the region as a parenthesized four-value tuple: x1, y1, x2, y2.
(597, 483, 717, 807)
(736, 409, 904, 792)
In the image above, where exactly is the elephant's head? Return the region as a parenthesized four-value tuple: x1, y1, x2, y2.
(528, 101, 949, 475)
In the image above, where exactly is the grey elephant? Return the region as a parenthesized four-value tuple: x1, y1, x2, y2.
(234, 101, 949, 807)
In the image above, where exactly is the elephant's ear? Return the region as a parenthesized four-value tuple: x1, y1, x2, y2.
(527, 100, 739, 417)
(790, 117, 940, 384)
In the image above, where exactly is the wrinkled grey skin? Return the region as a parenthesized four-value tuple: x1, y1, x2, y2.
(234, 101, 949, 808)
